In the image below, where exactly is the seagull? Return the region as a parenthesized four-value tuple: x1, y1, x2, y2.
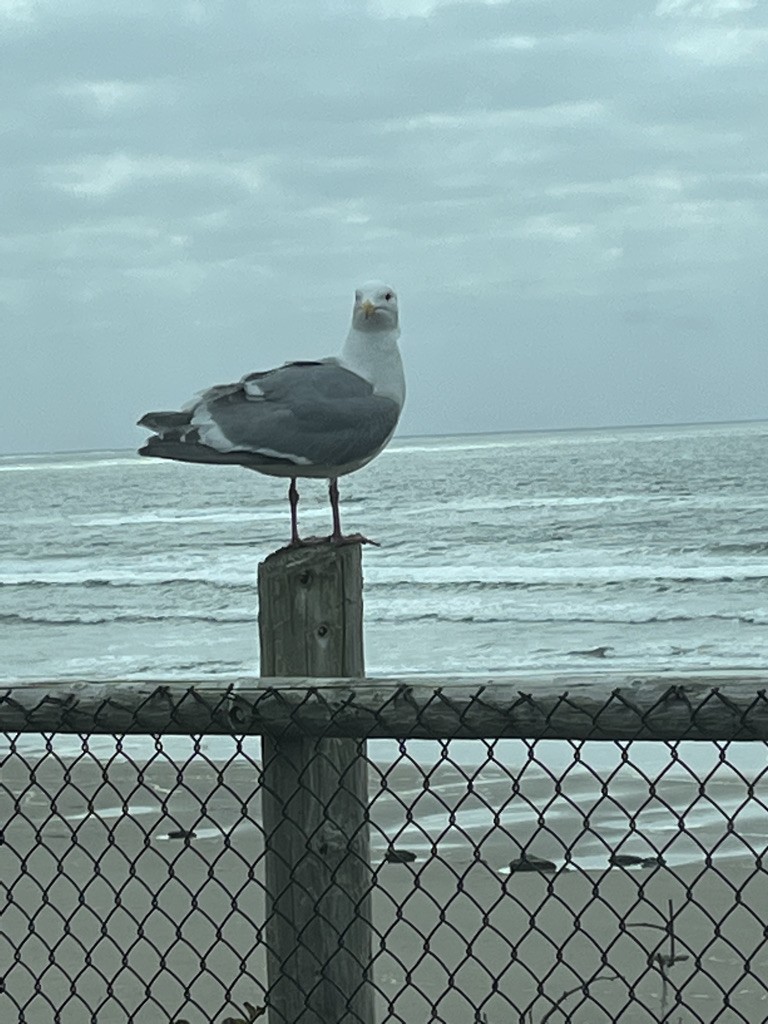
(137, 281, 405, 545)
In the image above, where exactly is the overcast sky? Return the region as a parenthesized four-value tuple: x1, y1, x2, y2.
(2, 0, 768, 454)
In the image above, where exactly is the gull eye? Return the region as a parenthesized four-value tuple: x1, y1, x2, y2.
(384, 291, 393, 301)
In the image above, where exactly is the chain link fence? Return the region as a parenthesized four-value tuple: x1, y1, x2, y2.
(1, 681, 767, 1023)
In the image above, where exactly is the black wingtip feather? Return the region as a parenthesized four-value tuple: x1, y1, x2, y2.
(137, 436, 264, 468)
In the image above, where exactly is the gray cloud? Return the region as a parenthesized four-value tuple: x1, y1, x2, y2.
(1, 0, 768, 453)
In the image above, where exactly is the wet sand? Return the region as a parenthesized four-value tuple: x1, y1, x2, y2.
(1, 751, 766, 1023)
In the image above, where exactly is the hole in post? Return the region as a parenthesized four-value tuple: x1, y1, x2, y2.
(317, 624, 329, 638)
(298, 571, 312, 586)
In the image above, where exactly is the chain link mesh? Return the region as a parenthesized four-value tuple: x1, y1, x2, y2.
(1, 684, 767, 1023)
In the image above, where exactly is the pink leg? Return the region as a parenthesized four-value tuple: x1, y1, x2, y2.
(326, 478, 378, 547)
(289, 478, 300, 545)
(329, 477, 342, 541)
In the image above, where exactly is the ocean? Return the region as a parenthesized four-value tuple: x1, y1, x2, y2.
(1, 421, 767, 868)
(2, 420, 767, 684)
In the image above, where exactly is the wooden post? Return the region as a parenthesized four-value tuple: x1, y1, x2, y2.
(258, 542, 373, 1024)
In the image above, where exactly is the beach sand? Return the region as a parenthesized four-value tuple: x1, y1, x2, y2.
(1, 746, 766, 1023)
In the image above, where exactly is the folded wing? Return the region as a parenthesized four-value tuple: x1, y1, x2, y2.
(138, 359, 401, 474)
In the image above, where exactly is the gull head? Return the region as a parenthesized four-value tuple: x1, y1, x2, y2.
(351, 281, 399, 333)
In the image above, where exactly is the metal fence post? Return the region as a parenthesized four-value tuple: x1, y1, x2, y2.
(258, 542, 373, 1024)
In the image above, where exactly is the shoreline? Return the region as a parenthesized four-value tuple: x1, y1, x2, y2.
(1, 752, 766, 1022)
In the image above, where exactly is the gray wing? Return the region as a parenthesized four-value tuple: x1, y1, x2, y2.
(194, 360, 401, 468)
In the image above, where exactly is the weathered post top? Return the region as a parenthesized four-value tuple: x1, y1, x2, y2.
(258, 541, 364, 678)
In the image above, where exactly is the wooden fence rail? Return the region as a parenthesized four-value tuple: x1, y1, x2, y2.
(3, 674, 768, 739)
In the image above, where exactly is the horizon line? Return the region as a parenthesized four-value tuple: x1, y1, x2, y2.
(1, 415, 766, 459)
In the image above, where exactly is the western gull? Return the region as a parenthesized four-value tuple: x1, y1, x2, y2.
(137, 281, 405, 545)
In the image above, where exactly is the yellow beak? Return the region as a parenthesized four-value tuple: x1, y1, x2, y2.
(361, 300, 376, 318)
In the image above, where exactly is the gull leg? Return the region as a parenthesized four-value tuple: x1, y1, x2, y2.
(329, 477, 343, 541)
(289, 478, 301, 545)
(328, 477, 379, 547)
